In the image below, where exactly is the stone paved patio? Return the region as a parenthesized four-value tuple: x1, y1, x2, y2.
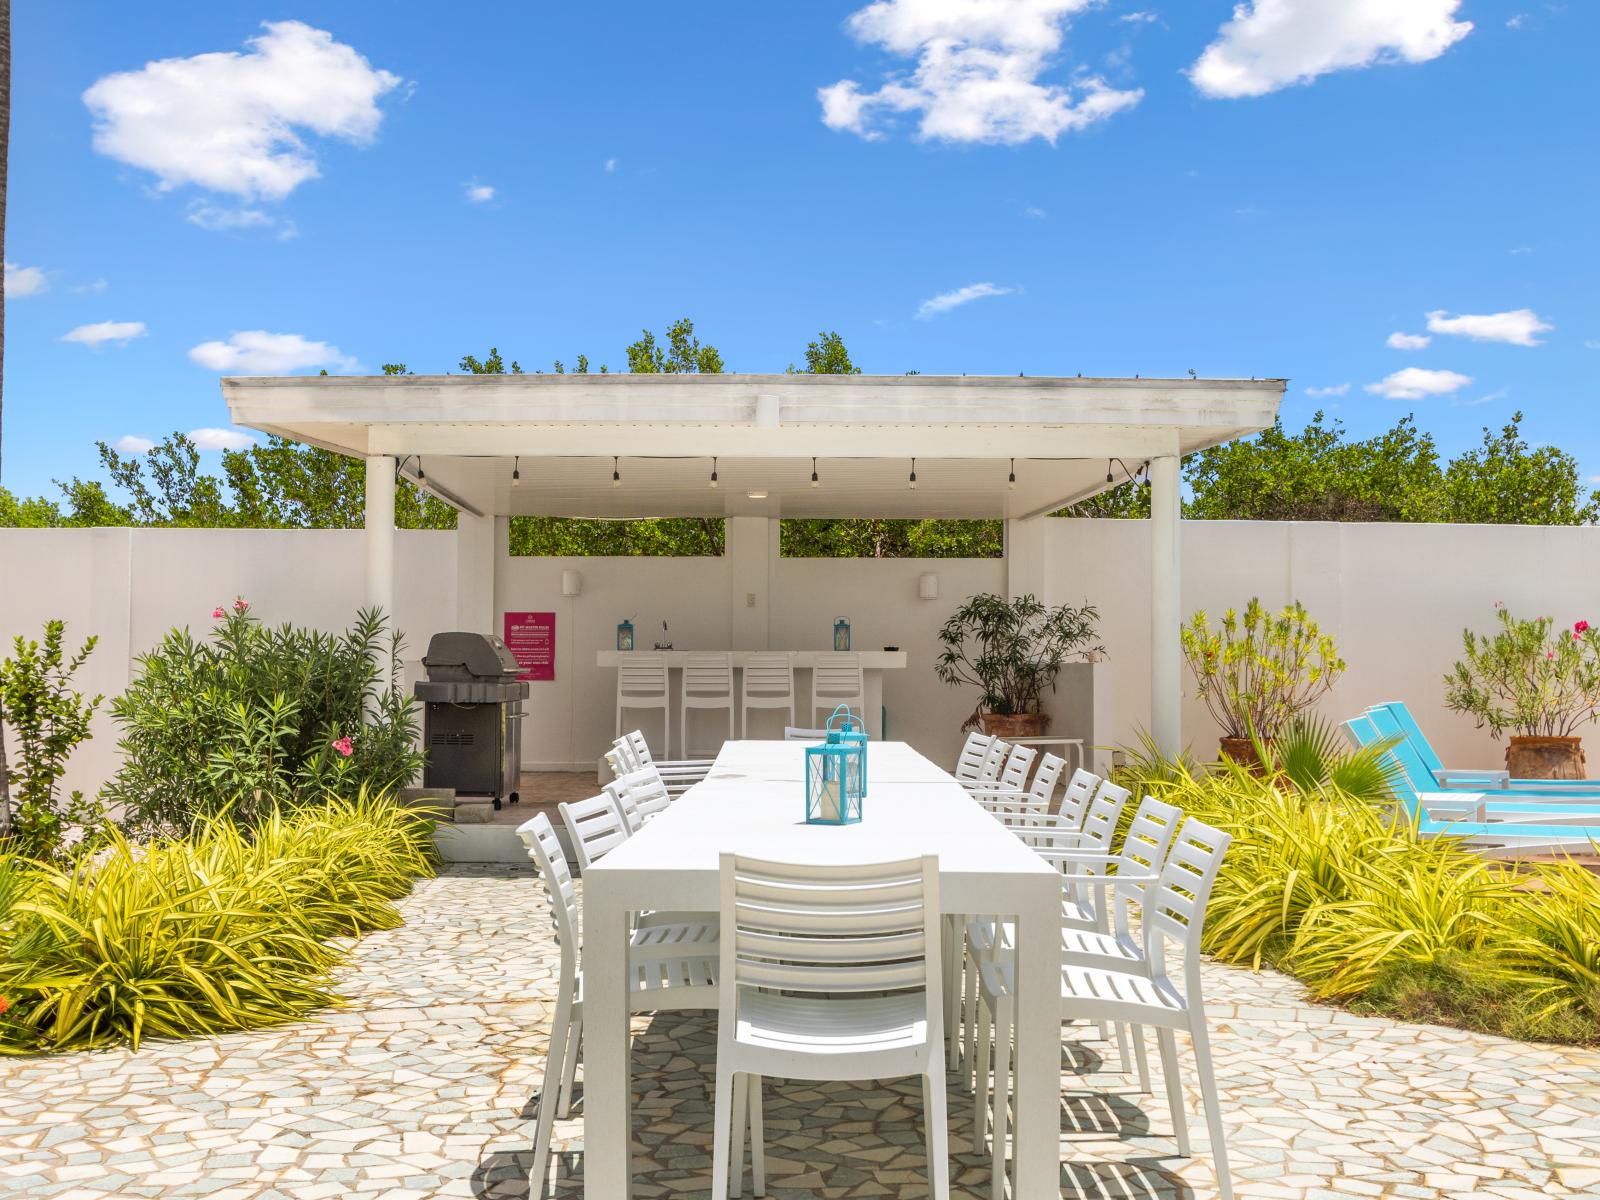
(3, 865, 1600, 1199)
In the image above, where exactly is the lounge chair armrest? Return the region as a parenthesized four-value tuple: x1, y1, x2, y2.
(1435, 769, 1509, 789)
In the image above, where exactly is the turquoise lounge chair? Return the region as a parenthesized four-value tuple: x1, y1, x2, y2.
(1341, 716, 1600, 853)
(1369, 700, 1600, 794)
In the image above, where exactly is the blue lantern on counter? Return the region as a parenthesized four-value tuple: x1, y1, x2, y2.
(805, 728, 864, 825)
(833, 616, 852, 652)
(616, 619, 635, 651)
(826, 704, 868, 797)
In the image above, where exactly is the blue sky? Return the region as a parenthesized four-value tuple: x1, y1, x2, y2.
(4, 1, 1596, 498)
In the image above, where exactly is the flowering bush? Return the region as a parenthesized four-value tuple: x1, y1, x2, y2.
(1444, 606, 1600, 738)
(1181, 598, 1345, 741)
(103, 605, 425, 835)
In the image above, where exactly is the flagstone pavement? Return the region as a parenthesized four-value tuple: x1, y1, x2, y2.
(3, 864, 1600, 1200)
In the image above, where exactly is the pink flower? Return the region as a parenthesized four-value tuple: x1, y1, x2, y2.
(232, 598, 249, 614)
(332, 736, 354, 758)
(1547, 651, 1556, 660)
(0, 995, 10, 1016)
(1577, 620, 1591, 635)
(211, 606, 225, 619)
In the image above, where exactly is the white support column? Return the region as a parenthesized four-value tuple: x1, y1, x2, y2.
(364, 455, 396, 621)
(453, 511, 496, 633)
(1149, 454, 1181, 756)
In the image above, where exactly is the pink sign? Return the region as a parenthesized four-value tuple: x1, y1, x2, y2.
(503, 611, 556, 682)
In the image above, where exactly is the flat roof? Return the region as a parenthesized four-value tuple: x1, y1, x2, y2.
(223, 373, 1285, 519)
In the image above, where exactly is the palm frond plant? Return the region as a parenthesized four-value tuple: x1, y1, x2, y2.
(935, 593, 1101, 730)
(1246, 715, 1402, 803)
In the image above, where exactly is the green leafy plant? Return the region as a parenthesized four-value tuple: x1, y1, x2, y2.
(0, 790, 435, 1053)
(104, 603, 424, 835)
(1444, 605, 1600, 738)
(935, 593, 1102, 719)
(1245, 715, 1401, 802)
(1181, 598, 1345, 741)
(0, 622, 102, 860)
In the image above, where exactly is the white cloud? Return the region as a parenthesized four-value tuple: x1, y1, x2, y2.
(1586, 339, 1600, 351)
(73, 279, 109, 295)
(114, 435, 156, 454)
(1425, 308, 1552, 346)
(1189, 1, 1473, 99)
(1306, 382, 1349, 396)
(819, 0, 1143, 144)
(1121, 11, 1159, 23)
(187, 427, 259, 451)
(83, 20, 400, 202)
(464, 182, 495, 203)
(62, 320, 148, 347)
(1364, 367, 1472, 400)
(5, 261, 48, 297)
(604, 157, 619, 172)
(1023, 205, 1048, 218)
(1506, 13, 1529, 30)
(185, 202, 277, 232)
(915, 281, 1015, 319)
(1386, 331, 1430, 350)
(188, 330, 357, 374)
(1455, 386, 1509, 408)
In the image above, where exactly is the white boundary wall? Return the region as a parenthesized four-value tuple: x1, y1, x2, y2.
(4, 518, 1592, 798)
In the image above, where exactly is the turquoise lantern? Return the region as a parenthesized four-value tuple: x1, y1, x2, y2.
(616, 619, 635, 651)
(833, 616, 852, 651)
(805, 728, 864, 825)
(826, 704, 868, 798)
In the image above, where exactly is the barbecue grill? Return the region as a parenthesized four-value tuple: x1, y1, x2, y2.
(415, 632, 528, 810)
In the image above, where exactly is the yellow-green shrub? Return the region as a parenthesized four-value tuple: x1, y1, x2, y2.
(0, 791, 434, 1053)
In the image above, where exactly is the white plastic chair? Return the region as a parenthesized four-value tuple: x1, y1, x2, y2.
(681, 652, 735, 759)
(1057, 768, 1101, 822)
(616, 730, 711, 797)
(710, 853, 950, 1200)
(809, 652, 865, 729)
(961, 744, 1038, 796)
(604, 768, 672, 831)
(740, 652, 796, 741)
(616, 653, 672, 754)
(557, 793, 630, 873)
(516, 813, 721, 1198)
(782, 726, 829, 741)
(953, 732, 999, 781)
(976, 818, 1235, 1200)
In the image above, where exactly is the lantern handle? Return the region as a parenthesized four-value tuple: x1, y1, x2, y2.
(827, 703, 856, 733)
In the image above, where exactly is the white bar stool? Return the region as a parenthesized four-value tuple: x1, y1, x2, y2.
(809, 652, 865, 728)
(739, 652, 795, 740)
(680, 652, 735, 759)
(616, 653, 670, 758)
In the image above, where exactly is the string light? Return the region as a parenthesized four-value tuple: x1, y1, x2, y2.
(512, 456, 521, 487)
(810, 457, 819, 488)
(709, 457, 719, 489)
(612, 456, 620, 487)
(1008, 458, 1016, 491)
(909, 458, 918, 490)
(415, 457, 425, 482)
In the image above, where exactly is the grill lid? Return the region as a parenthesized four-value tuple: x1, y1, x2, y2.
(422, 632, 522, 682)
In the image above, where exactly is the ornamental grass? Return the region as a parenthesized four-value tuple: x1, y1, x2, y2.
(1119, 750, 1600, 1046)
(0, 791, 435, 1053)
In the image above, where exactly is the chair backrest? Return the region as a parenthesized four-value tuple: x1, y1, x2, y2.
(624, 729, 660, 770)
(719, 854, 942, 1033)
(1057, 768, 1101, 827)
(995, 744, 1037, 791)
(1373, 700, 1445, 773)
(619, 654, 669, 699)
(606, 768, 672, 831)
(953, 732, 998, 781)
(683, 652, 734, 699)
(517, 813, 578, 973)
(1076, 781, 1132, 855)
(742, 653, 795, 699)
(1359, 710, 1434, 796)
(978, 738, 1011, 782)
(559, 792, 631, 872)
(812, 653, 864, 699)
(1103, 795, 1185, 940)
(1143, 817, 1232, 1007)
(784, 726, 830, 741)
(1027, 753, 1067, 807)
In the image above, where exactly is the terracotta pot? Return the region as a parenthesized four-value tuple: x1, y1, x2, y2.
(1505, 736, 1587, 780)
(976, 712, 1051, 739)
(1218, 736, 1271, 774)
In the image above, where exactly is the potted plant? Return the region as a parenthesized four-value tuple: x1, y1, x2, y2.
(1181, 598, 1345, 768)
(935, 593, 1101, 737)
(1444, 605, 1600, 779)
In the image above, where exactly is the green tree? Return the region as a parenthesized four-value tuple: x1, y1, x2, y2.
(1440, 412, 1600, 525)
(626, 318, 724, 374)
(458, 347, 522, 375)
(788, 330, 860, 375)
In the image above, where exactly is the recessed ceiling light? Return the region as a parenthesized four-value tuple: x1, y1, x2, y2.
(746, 490, 768, 500)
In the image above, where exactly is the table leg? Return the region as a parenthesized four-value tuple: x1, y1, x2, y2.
(1010, 874, 1060, 1197)
(583, 884, 632, 1197)
(865, 672, 884, 739)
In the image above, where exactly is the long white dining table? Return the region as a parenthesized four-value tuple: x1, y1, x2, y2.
(581, 739, 1063, 1197)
